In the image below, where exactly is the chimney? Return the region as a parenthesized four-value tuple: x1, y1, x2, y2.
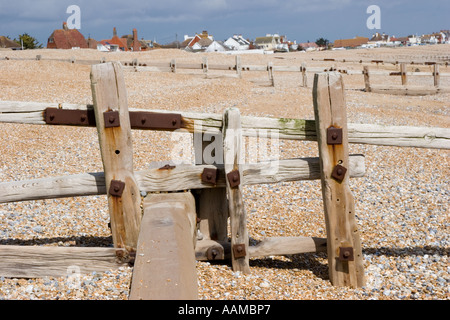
(132, 28, 140, 51)
(113, 27, 117, 38)
(63, 22, 69, 31)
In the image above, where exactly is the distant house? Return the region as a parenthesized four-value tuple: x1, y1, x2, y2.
(182, 31, 214, 52)
(255, 34, 282, 51)
(100, 27, 129, 51)
(47, 22, 88, 49)
(224, 35, 250, 51)
(333, 36, 369, 49)
(298, 42, 319, 51)
(0, 36, 21, 49)
(368, 32, 390, 47)
(205, 41, 227, 52)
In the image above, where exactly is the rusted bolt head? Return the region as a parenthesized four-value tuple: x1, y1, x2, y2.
(49, 114, 55, 121)
(233, 174, 239, 182)
(343, 250, 350, 258)
(337, 168, 343, 175)
(331, 132, 338, 140)
(109, 116, 116, 123)
(172, 119, 178, 126)
(114, 186, 120, 192)
(206, 173, 212, 180)
(80, 115, 86, 122)
(141, 118, 146, 124)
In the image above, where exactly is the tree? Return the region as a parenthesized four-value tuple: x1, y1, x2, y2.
(14, 33, 43, 49)
(315, 38, 329, 48)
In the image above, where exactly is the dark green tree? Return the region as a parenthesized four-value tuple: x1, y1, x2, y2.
(315, 38, 329, 48)
(14, 33, 43, 49)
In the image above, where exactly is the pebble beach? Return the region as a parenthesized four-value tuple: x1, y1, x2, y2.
(0, 45, 448, 300)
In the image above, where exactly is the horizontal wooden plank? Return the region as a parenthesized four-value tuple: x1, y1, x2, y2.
(0, 245, 129, 278)
(248, 237, 327, 257)
(1, 101, 449, 149)
(0, 155, 366, 203)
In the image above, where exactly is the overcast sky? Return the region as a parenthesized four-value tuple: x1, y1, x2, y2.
(1, 0, 449, 46)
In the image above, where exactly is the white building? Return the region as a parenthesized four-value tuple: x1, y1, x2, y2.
(224, 35, 250, 51)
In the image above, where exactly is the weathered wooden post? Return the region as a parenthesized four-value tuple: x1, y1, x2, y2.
(313, 72, 365, 288)
(236, 55, 242, 78)
(171, 59, 177, 73)
(129, 192, 198, 300)
(193, 123, 228, 242)
(301, 62, 307, 87)
(223, 108, 250, 273)
(363, 66, 371, 92)
(433, 64, 440, 87)
(90, 62, 142, 253)
(202, 56, 208, 77)
(400, 63, 407, 85)
(268, 62, 275, 86)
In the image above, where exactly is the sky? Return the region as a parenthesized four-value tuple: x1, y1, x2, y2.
(0, 0, 449, 46)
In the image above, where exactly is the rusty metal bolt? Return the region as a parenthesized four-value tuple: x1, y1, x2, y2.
(172, 119, 178, 126)
(206, 173, 212, 180)
(109, 116, 116, 124)
(80, 114, 87, 122)
(49, 114, 55, 121)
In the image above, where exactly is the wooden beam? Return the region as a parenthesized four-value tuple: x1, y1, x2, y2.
(1, 101, 449, 149)
(0, 155, 365, 204)
(248, 237, 327, 258)
(90, 62, 141, 252)
(223, 108, 250, 273)
(313, 72, 365, 288)
(129, 192, 198, 300)
(0, 245, 129, 278)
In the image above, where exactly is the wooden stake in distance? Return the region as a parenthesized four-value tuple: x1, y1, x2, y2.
(313, 72, 365, 288)
(90, 62, 142, 254)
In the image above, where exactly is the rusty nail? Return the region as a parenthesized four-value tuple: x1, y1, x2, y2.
(172, 119, 178, 126)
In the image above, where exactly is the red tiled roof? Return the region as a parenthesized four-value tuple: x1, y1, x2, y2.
(47, 24, 88, 49)
(333, 37, 368, 48)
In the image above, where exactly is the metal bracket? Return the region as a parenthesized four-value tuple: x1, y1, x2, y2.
(129, 111, 181, 130)
(327, 126, 343, 145)
(109, 180, 125, 197)
(227, 170, 240, 188)
(103, 110, 120, 128)
(331, 164, 347, 183)
(339, 247, 354, 261)
(45, 108, 96, 126)
(201, 168, 218, 185)
(233, 244, 246, 259)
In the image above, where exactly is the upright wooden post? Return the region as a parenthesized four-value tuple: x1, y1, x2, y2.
(129, 192, 198, 300)
(90, 62, 142, 253)
(236, 55, 242, 78)
(312, 72, 365, 288)
(400, 63, 407, 85)
(193, 128, 228, 242)
(171, 59, 177, 73)
(363, 66, 371, 92)
(433, 64, 440, 87)
(202, 56, 208, 77)
(301, 62, 307, 87)
(223, 108, 250, 273)
(268, 62, 274, 86)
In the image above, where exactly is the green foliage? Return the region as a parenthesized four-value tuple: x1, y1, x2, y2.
(14, 33, 43, 49)
(315, 38, 329, 48)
